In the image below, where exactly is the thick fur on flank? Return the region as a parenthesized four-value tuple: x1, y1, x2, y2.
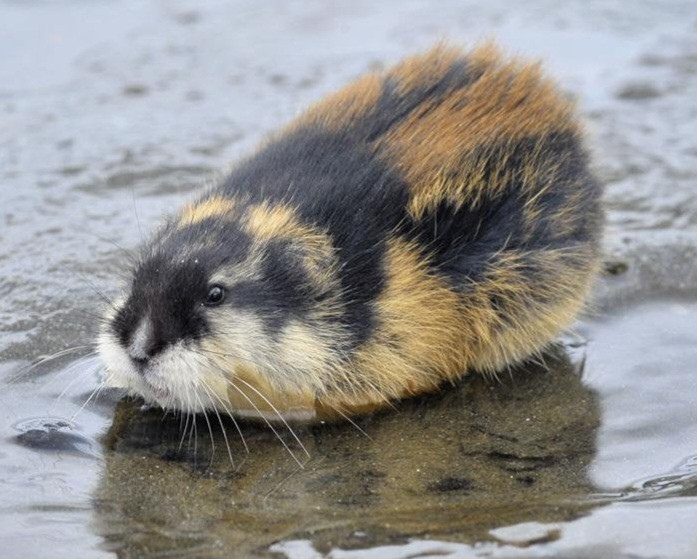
(98, 44, 603, 420)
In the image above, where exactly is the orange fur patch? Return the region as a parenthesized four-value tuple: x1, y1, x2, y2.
(179, 195, 236, 226)
(378, 44, 580, 218)
(387, 43, 465, 95)
(290, 71, 383, 132)
(243, 202, 337, 287)
(342, 238, 469, 408)
(243, 202, 307, 241)
(226, 364, 315, 414)
(462, 247, 599, 374)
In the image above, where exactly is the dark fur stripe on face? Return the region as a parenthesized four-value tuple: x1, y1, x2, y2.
(112, 255, 211, 359)
(225, 239, 319, 335)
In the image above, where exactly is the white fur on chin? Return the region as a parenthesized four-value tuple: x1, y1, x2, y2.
(97, 331, 225, 414)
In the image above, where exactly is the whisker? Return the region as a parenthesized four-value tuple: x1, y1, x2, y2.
(176, 384, 196, 454)
(50, 359, 102, 414)
(72, 309, 108, 323)
(232, 375, 311, 459)
(7, 345, 94, 384)
(43, 353, 100, 391)
(73, 228, 136, 263)
(200, 382, 235, 467)
(200, 378, 249, 454)
(132, 184, 144, 244)
(326, 405, 373, 440)
(69, 380, 106, 421)
(188, 349, 251, 454)
(199, 346, 372, 447)
(193, 390, 216, 469)
(179, 408, 192, 453)
(223, 377, 305, 468)
(57, 263, 117, 312)
(196, 347, 278, 373)
(201, 342, 400, 413)
(191, 404, 198, 460)
(262, 464, 303, 507)
(186, 387, 198, 457)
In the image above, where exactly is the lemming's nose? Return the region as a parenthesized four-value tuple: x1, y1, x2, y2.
(128, 317, 156, 369)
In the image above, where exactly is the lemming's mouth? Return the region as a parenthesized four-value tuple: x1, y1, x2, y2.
(141, 376, 170, 401)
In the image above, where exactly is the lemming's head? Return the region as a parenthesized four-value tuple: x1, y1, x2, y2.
(98, 197, 345, 420)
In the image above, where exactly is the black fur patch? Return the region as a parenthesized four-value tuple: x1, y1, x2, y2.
(403, 132, 601, 292)
(224, 240, 317, 334)
(364, 59, 475, 142)
(113, 254, 210, 360)
(222, 126, 410, 347)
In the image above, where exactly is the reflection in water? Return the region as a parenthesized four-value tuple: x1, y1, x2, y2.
(92, 346, 600, 558)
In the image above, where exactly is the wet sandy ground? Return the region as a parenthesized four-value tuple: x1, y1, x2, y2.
(2, 1, 697, 558)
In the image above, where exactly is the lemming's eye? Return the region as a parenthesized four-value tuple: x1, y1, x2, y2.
(205, 285, 225, 306)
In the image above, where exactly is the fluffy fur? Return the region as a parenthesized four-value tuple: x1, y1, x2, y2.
(98, 44, 603, 420)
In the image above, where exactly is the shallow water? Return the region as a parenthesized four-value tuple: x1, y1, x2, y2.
(2, 1, 697, 558)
